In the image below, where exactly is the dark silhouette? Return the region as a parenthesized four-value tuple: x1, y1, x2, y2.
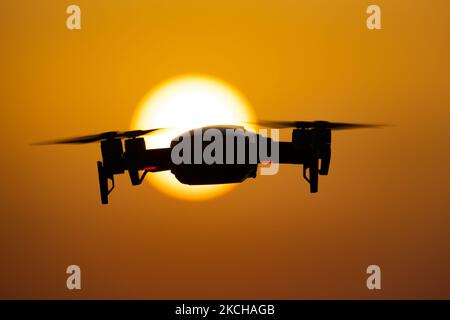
(32, 121, 382, 204)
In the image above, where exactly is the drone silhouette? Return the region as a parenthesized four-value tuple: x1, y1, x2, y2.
(34, 120, 381, 204)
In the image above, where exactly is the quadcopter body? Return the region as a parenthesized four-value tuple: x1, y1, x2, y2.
(35, 120, 380, 204)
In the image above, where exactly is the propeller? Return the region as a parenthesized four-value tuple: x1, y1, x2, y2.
(247, 120, 385, 130)
(31, 128, 164, 145)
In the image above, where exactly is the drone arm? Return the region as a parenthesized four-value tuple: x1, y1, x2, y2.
(122, 147, 172, 186)
(142, 148, 173, 170)
(277, 141, 304, 164)
(272, 138, 323, 193)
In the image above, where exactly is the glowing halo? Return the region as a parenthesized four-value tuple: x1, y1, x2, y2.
(131, 74, 256, 201)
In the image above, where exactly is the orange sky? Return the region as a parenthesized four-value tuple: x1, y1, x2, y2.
(1, 0, 450, 299)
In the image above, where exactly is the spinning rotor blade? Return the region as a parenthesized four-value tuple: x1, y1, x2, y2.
(249, 120, 384, 130)
(117, 129, 164, 139)
(31, 128, 164, 145)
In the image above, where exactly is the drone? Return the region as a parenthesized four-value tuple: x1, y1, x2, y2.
(34, 120, 381, 204)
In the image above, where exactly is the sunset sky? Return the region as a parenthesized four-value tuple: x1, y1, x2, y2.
(1, 0, 450, 299)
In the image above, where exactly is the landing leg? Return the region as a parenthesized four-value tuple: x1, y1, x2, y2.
(303, 157, 319, 193)
(97, 161, 113, 204)
(309, 157, 318, 193)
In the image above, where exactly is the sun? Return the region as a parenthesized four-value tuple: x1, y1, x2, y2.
(131, 74, 256, 201)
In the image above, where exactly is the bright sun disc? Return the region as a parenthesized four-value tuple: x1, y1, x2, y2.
(131, 74, 256, 201)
